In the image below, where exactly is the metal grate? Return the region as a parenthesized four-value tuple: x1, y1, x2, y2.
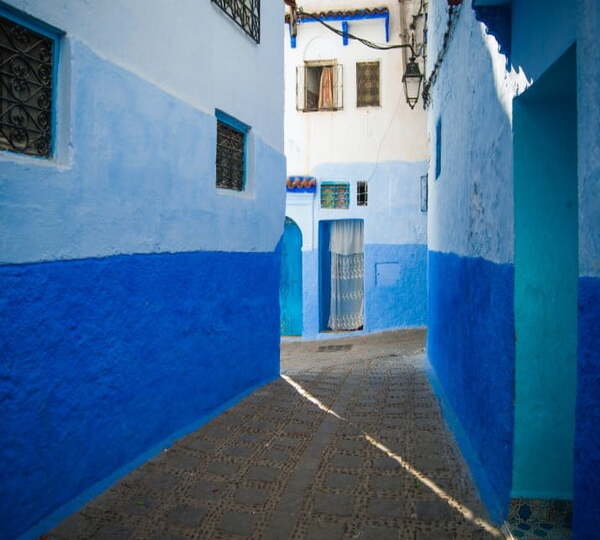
(317, 344, 353, 352)
(357, 181, 368, 206)
(321, 182, 350, 209)
(212, 0, 260, 43)
(0, 15, 53, 157)
(216, 119, 245, 191)
(356, 61, 380, 107)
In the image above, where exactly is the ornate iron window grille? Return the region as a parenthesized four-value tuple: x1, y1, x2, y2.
(212, 0, 260, 43)
(0, 15, 54, 158)
(216, 119, 246, 191)
(356, 61, 380, 107)
(357, 181, 368, 206)
(320, 182, 350, 209)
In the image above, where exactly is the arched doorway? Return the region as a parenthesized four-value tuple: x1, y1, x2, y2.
(280, 218, 303, 336)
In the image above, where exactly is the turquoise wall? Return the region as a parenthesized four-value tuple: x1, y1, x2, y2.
(280, 218, 303, 336)
(513, 46, 578, 499)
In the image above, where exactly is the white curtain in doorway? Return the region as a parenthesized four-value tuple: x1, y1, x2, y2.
(328, 220, 364, 331)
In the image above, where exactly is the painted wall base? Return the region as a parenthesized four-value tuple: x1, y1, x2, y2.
(0, 249, 280, 540)
(574, 276, 600, 538)
(298, 243, 427, 339)
(427, 250, 514, 523)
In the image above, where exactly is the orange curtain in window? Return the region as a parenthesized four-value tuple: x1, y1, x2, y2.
(318, 67, 334, 109)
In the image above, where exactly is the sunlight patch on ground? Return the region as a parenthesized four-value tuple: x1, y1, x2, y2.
(282, 373, 504, 538)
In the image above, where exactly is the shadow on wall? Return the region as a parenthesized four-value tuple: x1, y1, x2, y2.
(428, 0, 582, 529)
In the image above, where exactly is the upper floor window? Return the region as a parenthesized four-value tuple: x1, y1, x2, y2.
(0, 13, 57, 158)
(356, 61, 380, 107)
(212, 0, 260, 43)
(297, 61, 343, 112)
(216, 110, 249, 191)
(321, 182, 350, 209)
(357, 181, 368, 206)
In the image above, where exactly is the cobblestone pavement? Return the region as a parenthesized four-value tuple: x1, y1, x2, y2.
(48, 330, 505, 539)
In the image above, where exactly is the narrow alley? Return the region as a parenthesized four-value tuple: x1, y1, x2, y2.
(47, 331, 503, 540)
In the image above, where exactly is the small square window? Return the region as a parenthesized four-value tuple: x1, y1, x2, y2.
(216, 110, 249, 191)
(356, 61, 380, 107)
(0, 13, 56, 158)
(297, 62, 343, 112)
(321, 182, 350, 209)
(357, 181, 368, 206)
(435, 116, 442, 179)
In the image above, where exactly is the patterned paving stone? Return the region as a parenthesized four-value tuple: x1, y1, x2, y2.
(47, 330, 505, 539)
(313, 492, 354, 516)
(218, 510, 254, 536)
(165, 503, 207, 528)
(305, 520, 347, 539)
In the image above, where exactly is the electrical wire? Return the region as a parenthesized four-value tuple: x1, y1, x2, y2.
(297, 10, 417, 57)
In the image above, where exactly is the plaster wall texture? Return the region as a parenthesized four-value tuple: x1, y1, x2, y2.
(427, 0, 599, 532)
(0, 2, 286, 538)
(284, 0, 428, 174)
(0, 39, 286, 264)
(6, 0, 284, 151)
(574, 0, 600, 535)
(0, 250, 280, 540)
(425, 1, 519, 521)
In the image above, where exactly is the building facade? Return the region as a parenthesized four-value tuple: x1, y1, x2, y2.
(282, 0, 428, 339)
(426, 0, 599, 536)
(0, 1, 285, 538)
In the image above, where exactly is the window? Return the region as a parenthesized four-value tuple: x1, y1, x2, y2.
(297, 61, 343, 112)
(321, 182, 350, 209)
(435, 116, 442, 179)
(0, 13, 57, 158)
(357, 181, 368, 206)
(356, 61, 380, 107)
(212, 0, 260, 43)
(215, 110, 249, 191)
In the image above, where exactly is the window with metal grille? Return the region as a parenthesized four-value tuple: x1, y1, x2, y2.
(216, 110, 249, 191)
(0, 13, 56, 158)
(320, 182, 350, 209)
(435, 116, 442, 179)
(356, 61, 380, 107)
(212, 0, 260, 43)
(357, 181, 368, 206)
(296, 62, 343, 112)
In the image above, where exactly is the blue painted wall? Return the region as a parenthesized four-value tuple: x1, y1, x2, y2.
(574, 276, 600, 535)
(512, 46, 578, 499)
(0, 4, 285, 538)
(280, 219, 303, 335)
(285, 160, 428, 340)
(0, 250, 280, 539)
(428, 251, 514, 523)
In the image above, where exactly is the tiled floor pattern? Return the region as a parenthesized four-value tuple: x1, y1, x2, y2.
(507, 499, 571, 539)
(47, 330, 503, 539)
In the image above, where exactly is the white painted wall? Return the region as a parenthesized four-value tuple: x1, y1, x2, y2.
(0, 1, 286, 262)
(285, 0, 428, 174)
(8, 0, 284, 152)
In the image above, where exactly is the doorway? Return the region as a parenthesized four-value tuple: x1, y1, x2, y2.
(319, 219, 364, 332)
(280, 218, 303, 336)
(512, 45, 578, 499)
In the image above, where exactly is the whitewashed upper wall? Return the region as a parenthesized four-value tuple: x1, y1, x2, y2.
(8, 0, 284, 152)
(426, 4, 516, 264)
(284, 0, 428, 174)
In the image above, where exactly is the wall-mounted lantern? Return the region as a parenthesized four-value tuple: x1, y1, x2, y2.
(403, 57, 424, 109)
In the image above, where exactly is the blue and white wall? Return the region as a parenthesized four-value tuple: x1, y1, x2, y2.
(427, 0, 600, 534)
(0, 1, 285, 538)
(284, 0, 428, 339)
